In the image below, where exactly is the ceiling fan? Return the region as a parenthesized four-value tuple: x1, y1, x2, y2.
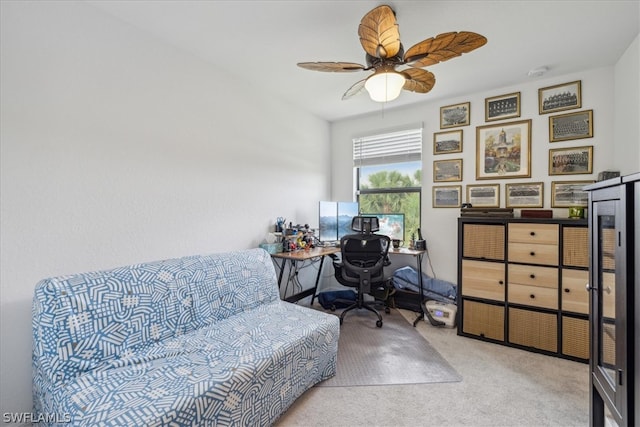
(297, 4, 487, 103)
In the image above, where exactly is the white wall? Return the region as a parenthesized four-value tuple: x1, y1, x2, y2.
(0, 2, 330, 413)
(331, 67, 621, 285)
(614, 34, 640, 175)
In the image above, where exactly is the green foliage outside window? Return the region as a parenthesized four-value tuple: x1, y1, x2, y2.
(357, 162, 421, 243)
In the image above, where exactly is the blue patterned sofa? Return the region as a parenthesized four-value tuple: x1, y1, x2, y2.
(32, 248, 339, 426)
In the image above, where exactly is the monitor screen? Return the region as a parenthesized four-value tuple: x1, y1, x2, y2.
(337, 202, 359, 239)
(370, 213, 405, 240)
(319, 201, 338, 242)
(319, 201, 359, 242)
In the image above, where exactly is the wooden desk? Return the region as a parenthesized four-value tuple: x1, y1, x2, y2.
(389, 247, 428, 326)
(271, 247, 340, 303)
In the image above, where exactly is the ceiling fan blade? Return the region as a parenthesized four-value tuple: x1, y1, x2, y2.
(297, 62, 366, 72)
(358, 5, 401, 59)
(402, 68, 436, 94)
(404, 31, 487, 67)
(342, 78, 367, 100)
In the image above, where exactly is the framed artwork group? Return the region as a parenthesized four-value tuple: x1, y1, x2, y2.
(432, 79, 595, 209)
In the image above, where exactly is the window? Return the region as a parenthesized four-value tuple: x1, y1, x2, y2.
(354, 127, 422, 242)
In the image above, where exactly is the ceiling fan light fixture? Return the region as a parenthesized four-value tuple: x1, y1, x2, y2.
(364, 69, 406, 102)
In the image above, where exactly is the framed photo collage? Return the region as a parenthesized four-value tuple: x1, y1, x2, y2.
(432, 80, 594, 209)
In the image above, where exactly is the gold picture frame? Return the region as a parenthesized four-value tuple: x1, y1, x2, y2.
(440, 102, 470, 129)
(433, 159, 463, 182)
(549, 109, 593, 142)
(475, 119, 532, 180)
(505, 182, 544, 208)
(433, 129, 463, 155)
(549, 145, 593, 175)
(433, 185, 462, 208)
(485, 92, 521, 122)
(538, 80, 582, 114)
(551, 180, 595, 207)
(466, 184, 500, 208)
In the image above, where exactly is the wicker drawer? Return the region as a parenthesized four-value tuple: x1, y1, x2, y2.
(562, 269, 589, 314)
(602, 272, 616, 319)
(602, 322, 615, 366)
(509, 283, 558, 309)
(508, 264, 558, 288)
(601, 228, 616, 271)
(508, 223, 559, 245)
(509, 307, 557, 352)
(562, 316, 589, 360)
(463, 223, 505, 261)
(462, 300, 504, 341)
(563, 227, 589, 268)
(508, 242, 559, 265)
(461, 259, 505, 301)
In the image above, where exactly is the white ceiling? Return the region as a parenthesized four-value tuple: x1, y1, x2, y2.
(88, 0, 639, 122)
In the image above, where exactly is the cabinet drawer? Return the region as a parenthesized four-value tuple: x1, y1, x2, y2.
(463, 223, 505, 260)
(509, 307, 557, 352)
(508, 264, 558, 288)
(562, 269, 589, 314)
(562, 316, 589, 360)
(462, 300, 504, 341)
(508, 223, 559, 245)
(508, 242, 558, 265)
(509, 283, 558, 309)
(461, 260, 505, 301)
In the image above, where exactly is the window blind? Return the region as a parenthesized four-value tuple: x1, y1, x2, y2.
(353, 127, 423, 167)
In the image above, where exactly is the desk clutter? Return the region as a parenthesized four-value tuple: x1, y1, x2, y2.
(260, 219, 319, 254)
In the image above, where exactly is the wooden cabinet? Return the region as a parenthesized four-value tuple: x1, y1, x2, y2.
(458, 217, 589, 362)
(586, 174, 639, 427)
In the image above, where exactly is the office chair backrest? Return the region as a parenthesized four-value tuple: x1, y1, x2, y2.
(339, 230, 390, 284)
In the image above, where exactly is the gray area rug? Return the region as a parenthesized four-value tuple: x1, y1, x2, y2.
(317, 308, 462, 387)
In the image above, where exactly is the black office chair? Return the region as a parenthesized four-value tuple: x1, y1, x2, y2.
(331, 216, 392, 328)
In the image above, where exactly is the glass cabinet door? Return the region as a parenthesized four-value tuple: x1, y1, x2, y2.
(590, 198, 626, 424)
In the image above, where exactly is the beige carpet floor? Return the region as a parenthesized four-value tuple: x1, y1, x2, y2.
(318, 308, 461, 387)
(275, 307, 589, 427)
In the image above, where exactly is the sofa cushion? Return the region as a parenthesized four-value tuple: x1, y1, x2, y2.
(58, 302, 339, 426)
(187, 249, 280, 328)
(32, 249, 280, 384)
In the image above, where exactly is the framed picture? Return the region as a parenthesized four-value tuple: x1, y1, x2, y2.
(466, 184, 500, 208)
(433, 185, 462, 208)
(440, 102, 470, 129)
(505, 182, 544, 208)
(549, 145, 593, 175)
(485, 92, 521, 122)
(538, 80, 582, 114)
(549, 109, 593, 142)
(551, 180, 595, 207)
(433, 130, 463, 155)
(475, 119, 531, 180)
(433, 159, 463, 182)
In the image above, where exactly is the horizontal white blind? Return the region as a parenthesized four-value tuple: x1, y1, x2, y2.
(353, 128, 422, 166)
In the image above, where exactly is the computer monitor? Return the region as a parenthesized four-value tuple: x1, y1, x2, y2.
(369, 213, 405, 240)
(319, 201, 338, 242)
(337, 202, 359, 239)
(318, 201, 359, 242)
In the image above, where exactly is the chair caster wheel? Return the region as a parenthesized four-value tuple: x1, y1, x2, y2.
(385, 307, 390, 314)
(376, 320, 383, 328)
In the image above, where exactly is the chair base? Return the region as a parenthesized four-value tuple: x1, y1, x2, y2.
(339, 298, 388, 328)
